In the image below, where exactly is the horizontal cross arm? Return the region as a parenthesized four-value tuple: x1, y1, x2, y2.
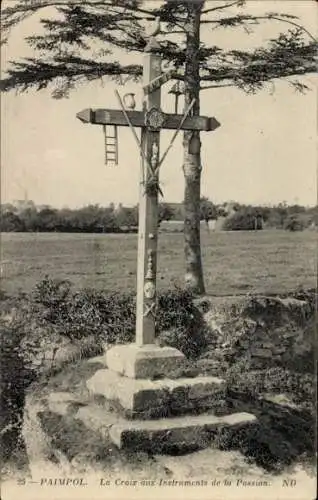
(76, 108, 220, 132)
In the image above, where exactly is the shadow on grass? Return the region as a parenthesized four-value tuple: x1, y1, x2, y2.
(214, 391, 316, 474)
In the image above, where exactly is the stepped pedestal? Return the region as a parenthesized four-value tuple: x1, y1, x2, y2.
(86, 344, 257, 451)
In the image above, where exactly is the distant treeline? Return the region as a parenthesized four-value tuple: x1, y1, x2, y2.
(1, 203, 138, 233)
(1, 200, 317, 233)
(219, 203, 318, 232)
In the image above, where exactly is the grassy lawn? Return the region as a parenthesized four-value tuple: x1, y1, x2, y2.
(1, 229, 316, 296)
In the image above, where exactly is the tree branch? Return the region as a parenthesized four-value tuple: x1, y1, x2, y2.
(201, 1, 244, 15)
(0, 57, 142, 93)
(1, 0, 316, 97)
(202, 12, 317, 42)
(200, 83, 236, 90)
(1, 0, 157, 42)
(266, 15, 317, 43)
(1, 0, 156, 15)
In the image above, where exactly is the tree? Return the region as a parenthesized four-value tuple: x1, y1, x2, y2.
(200, 197, 217, 230)
(115, 205, 138, 229)
(1, 0, 316, 293)
(73, 204, 117, 232)
(284, 214, 306, 232)
(19, 206, 39, 232)
(223, 206, 263, 231)
(36, 207, 59, 231)
(271, 202, 289, 229)
(0, 211, 25, 232)
(158, 203, 175, 226)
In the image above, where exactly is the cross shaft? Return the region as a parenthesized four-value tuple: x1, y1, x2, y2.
(76, 28, 220, 347)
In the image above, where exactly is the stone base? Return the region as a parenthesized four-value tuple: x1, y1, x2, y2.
(42, 391, 257, 456)
(109, 412, 257, 452)
(87, 368, 226, 419)
(106, 344, 185, 379)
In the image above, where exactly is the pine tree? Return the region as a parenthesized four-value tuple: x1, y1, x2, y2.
(1, 0, 316, 294)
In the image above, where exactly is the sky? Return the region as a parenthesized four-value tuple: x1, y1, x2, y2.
(1, 0, 317, 208)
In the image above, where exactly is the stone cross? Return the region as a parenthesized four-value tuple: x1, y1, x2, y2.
(77, 21, 220, 352)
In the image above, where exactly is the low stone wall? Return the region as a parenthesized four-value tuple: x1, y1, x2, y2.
(196, 291, 316, 375)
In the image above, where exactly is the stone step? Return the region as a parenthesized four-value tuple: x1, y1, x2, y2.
(86, 368, 227, 419)
(44, 391, 257, 456)
(37, 394, 258, 471)
(109, 412, 257, 452)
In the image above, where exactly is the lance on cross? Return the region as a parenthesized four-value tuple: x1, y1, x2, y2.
(77, 18, 220, 378)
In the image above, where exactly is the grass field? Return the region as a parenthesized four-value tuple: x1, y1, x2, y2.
(0, 230, 316, 296)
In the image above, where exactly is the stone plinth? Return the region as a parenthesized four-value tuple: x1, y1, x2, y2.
(105, 344, 185, 379)
(84, 344, 257, 453)
(87, 368, 225, 419)
(109, 412, 258, 452)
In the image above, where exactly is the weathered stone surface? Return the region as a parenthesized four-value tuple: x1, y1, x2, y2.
(87, 369, 225, 418)
(106, 343, 185, 379)
(75, 404, 119, 438)
(47, 392, 84, 416)
(109, 412, 257, 452)
(87, 355, 106, 366)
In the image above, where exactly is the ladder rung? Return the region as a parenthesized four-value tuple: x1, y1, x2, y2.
(103, 124, 118, 165)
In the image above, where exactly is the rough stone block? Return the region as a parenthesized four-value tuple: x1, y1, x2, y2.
(87, 369, 226, 418)
(105, 343, 185, 379)
(87, 355, 107, 366)
(109, 412, 257, 452)
(75, 404, 119, 438)
(47, 392, 84, 416)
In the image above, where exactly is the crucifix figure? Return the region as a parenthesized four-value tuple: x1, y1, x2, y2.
(77, 19, 220, 374)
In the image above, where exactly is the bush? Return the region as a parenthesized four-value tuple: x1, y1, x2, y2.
(65, 288, 136, 344)
(0, 321, 36, 463)
(223, 210, 263, 231)
(10, 277, 208, 358)
(156, 288, 208, 358)
(284, 214, 306, 232)
(24, 277, 136, 346)
(220, 362, 316, 472)
(225, 365, 316, 412)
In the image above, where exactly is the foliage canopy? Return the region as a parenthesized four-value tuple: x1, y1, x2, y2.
(1, 0, 317, 96)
